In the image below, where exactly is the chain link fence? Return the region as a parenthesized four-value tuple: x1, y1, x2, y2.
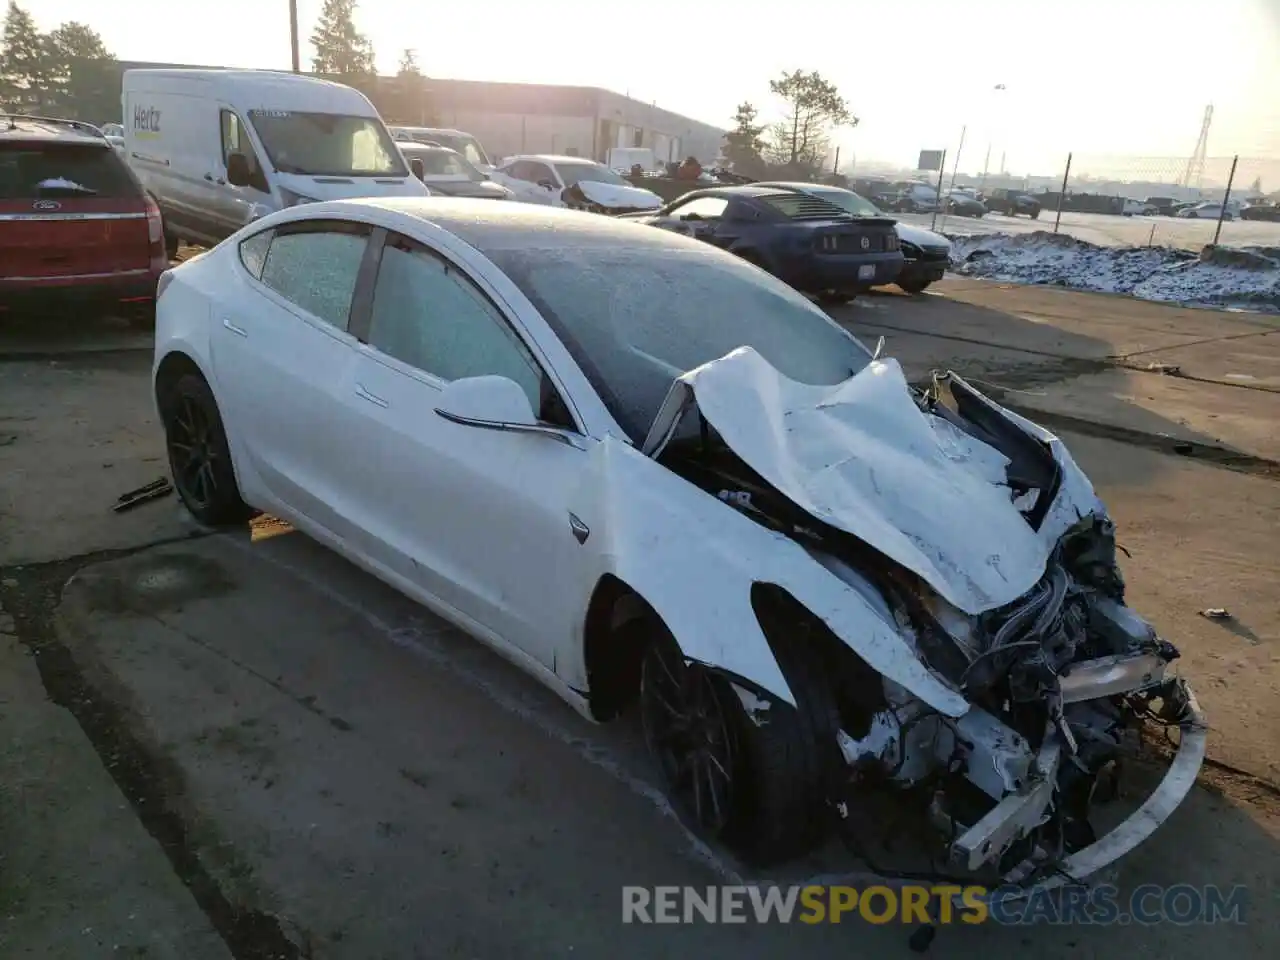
(935, 150, 1280, 252)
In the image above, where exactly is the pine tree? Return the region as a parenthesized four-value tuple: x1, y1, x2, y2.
(310, 0, 376, 77)
(44, 21, 113, 115)
(722, 102, 766, 175)
(0, 1, 50, 111)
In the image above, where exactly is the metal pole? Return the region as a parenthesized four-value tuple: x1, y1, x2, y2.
(1212, 155, 1238, 246)
(938, 126, 965, 232)
(289, 0, 300, 72)
(1054, 152, 1072, 234)
(930, 150, 947, 232)
(979, 143, 992, 192)
(832, 145, 841, 176)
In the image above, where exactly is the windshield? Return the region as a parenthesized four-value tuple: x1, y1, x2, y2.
(486, 239, 872, 441)
(248, 111, 407, 177)
(415, 149, 483, 180)
(436, 135, 489, 168)
(553, 161, 629, 188)
(808, 187, 883, 217)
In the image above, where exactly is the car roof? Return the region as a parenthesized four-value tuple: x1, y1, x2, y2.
(291, 196, 706, 251)
(395, 140, 455, 153)
(393, 125, 472, 137)
(682, 184, 799, 198)
(505, 154, 599, 165)
(753, 181, 841, 192)
(0, 114, 108, 145)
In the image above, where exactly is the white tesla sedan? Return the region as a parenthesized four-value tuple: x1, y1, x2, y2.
(153, 198, 1203, 883)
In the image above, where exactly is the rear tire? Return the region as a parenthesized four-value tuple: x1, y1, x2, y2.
(899, 278, 932, 294)
(817, 290, 856, 305)
(159, 373, 252, 526)
(164, 229, 179, 261)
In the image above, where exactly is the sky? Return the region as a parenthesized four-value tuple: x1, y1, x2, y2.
(22, 0, 1280, 177)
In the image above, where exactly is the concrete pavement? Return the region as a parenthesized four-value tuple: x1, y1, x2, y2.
(2, 280, 1277, 958)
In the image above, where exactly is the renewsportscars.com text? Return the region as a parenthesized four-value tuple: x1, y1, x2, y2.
(621, 884, 1248, 926)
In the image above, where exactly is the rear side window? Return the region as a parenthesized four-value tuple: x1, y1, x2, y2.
(0, 143, 138, 199)
(238, 229, 274, 279)
(257, 222, 370, 330)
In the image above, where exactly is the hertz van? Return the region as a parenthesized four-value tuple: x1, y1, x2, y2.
(122, 69, 429, 255)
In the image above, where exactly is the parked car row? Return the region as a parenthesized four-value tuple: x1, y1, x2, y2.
(7, 67, 954, 328)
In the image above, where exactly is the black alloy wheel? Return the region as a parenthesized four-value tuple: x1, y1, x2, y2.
(161, 373, 251, 526)
(640, 639, 739, 837)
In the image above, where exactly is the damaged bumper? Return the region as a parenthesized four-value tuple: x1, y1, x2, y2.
(947, 659, 1206, 891)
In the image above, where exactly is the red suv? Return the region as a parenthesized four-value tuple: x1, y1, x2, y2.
(1, 114, 168, 324)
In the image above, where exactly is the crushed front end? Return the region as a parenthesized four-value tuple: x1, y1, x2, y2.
(649, 349, 1206, 888)
(827, 512, 1206, 889)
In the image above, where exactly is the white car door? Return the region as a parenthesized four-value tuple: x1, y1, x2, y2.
(210, 219, 371, 541)
(497, 160, 562, 206)
(335, 228, 592, 671)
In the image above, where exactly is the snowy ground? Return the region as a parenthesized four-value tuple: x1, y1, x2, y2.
(943, 230, 1280, 312)
(896, 209, 1280, 252)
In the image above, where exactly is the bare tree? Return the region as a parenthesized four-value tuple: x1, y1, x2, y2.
(767, 70, 856, 176)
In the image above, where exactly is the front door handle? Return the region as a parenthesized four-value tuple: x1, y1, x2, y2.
(222, 317, 248, 337)
(355, 383, 389, 408)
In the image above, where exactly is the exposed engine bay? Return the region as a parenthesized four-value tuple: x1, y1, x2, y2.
(651, 355, 1204, 887)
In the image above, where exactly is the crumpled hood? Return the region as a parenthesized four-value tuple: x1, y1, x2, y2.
(645, 347, 1100, 615)
(574, 179, 662, 210)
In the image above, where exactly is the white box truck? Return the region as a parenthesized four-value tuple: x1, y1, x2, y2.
(122, 69, 429, 255)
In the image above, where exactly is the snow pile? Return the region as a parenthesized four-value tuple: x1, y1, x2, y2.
(947, 231, 1280, 312)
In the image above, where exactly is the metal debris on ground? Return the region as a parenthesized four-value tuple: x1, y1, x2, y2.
(1147, 362, 1182, 375)
(1200, 607, 1232, 620)
(113, 477, 173, 512)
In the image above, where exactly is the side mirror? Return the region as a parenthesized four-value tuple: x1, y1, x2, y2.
(226, 152, 251, 187)
(434, 376, 584, 449)
(436, 375, 536, 427)
(410, 157, 425, 180)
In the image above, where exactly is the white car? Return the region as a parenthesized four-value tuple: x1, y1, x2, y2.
(1176, 202, 1233, 220)
(152, 197, 1203, 879)
(491, 154, 663, 214)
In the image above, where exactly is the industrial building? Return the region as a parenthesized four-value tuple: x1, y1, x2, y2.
(76, 64, 725, 168)
(415, 79, 726, 167)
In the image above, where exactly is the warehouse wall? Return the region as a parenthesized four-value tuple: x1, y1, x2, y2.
(430, 109, 597, 163)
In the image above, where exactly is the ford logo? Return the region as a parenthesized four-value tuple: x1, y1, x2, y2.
(860, 236, 870, 250)
(33, 199, 61, 211)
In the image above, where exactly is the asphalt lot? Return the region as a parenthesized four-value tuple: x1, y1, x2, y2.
(1, 279, 1278, 959)
(896, 209, 1280, 251)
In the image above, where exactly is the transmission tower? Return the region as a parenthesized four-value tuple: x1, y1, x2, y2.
(1180, 104, 1213, 188)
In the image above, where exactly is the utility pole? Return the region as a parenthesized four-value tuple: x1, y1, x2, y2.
(289, 0, 300, 73)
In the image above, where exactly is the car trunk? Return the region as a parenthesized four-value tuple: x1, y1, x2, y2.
(811, 218, 898, 254)
(0, 141, 152, 282)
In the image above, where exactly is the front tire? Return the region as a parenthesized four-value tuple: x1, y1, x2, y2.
(159, 373, 252, 526)
(637, 619, 840, 866)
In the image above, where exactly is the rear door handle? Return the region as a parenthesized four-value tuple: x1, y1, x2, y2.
(355, 383, 389, 408)
(205, 173, 226, 185)
(222, 317, 248, 337)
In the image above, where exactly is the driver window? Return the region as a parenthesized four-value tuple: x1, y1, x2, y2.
(669, 196, 729, 220)
(366, 234, 555, 417)
(219, 108, 266, 191)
